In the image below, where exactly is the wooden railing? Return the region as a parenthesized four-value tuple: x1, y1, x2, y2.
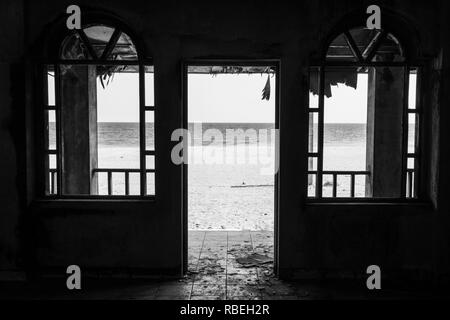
(92, 168, 154, 196)
(308, 170, 370, 198)
(406, 169, 415, 198)
(49, 168, 57, 195)
(48, 168, 154, 196)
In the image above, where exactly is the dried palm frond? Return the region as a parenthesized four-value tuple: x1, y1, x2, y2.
(97, 61, 127, 89)
(262, 73, 271, 100)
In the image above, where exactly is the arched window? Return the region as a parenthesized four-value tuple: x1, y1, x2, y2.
(43, 23, 155, 197)
(325, 27, 404, 63)
(308, 26, 420, 200)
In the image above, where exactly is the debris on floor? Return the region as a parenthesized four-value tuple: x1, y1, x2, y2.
(196, 255, 226, 275)
(236, 253, 273, 268)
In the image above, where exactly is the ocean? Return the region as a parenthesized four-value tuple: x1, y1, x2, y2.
(48, 122, 415, 230)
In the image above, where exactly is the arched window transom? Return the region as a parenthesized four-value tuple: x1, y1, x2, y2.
(326, 27, 404, 63)
(61, 25, 138, 61)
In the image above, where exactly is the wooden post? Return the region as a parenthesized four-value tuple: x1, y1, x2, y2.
(60, 65, 98, 195)
(366, 65, 404, 197)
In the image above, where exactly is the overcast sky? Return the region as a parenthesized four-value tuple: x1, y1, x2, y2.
(48, 72, 416, 124)
(323, 74, 368, 124)
(188, 74, 275, 123)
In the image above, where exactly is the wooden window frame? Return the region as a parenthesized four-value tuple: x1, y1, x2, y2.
(40, 25, 155, 200)
(307, 28, 423, 202)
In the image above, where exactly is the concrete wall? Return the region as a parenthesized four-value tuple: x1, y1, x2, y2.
(0, 0, 25, 279)
(0, 0, 448, 284)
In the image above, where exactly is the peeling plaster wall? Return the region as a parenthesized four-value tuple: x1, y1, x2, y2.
(0, 0, 448, 283)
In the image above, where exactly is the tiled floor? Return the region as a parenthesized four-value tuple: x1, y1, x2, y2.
(187, 230, 275, 300)
(1, 231, 447, 300)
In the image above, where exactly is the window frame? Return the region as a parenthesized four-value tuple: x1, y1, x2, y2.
(40, 25, 156, 200)
(306, 27, 423, 202)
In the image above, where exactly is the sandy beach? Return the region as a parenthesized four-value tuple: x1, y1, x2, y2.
(49, 122, 396, 230)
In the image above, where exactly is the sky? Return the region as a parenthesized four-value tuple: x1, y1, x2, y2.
(188, 73, 275, 123)
(322, 74, 368, 124)
(48, 71, 417, 124)
(96, 73, 153, 123)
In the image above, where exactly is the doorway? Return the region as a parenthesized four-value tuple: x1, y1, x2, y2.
(182, 61, 279, 298)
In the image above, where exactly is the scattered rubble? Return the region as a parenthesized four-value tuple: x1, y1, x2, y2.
(236, 253, 273, 268)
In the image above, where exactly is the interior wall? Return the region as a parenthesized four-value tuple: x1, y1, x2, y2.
(0, 0, 25, 278)
(0, 0, 448, 283)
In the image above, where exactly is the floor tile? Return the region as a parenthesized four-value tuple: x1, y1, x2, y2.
(157, 284, 192, 296)
(226, 296, 262, 300)
(190, 295, 223, 300)
(226, 285, 262, 299)
(154, 295, 190, 300)
(227, 273, 259, 285)
(194, 274, 226, 285)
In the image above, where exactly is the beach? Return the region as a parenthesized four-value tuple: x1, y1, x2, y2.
(48, 122, 415, 230)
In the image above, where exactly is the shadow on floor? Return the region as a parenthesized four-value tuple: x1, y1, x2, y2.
(0, 231, 447, 300)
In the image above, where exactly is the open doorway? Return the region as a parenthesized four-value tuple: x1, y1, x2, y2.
(183, 63, 278, 298)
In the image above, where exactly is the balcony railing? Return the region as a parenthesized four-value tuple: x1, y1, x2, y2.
(406, 169, 415, 198)
(49, 168, 57, 195)
(48, 168, 154, 196)
(92, 168, 154, 196)
(308, 170, 371, 198)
